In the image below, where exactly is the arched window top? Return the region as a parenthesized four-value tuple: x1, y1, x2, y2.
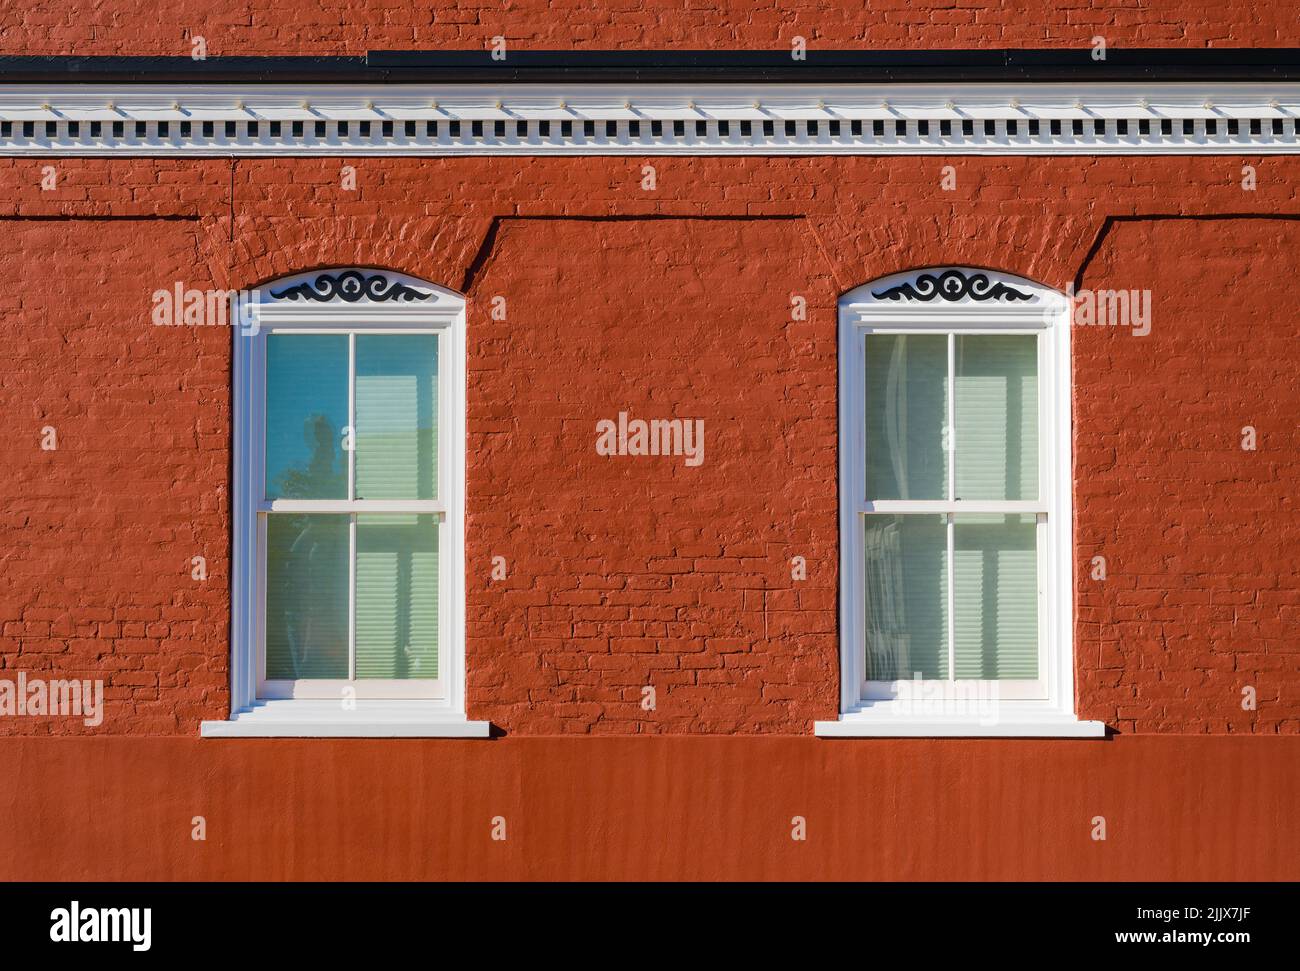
(256, 267, 461, 305)
(842, 267, 1065, 328)
(248, 268, 464, 327)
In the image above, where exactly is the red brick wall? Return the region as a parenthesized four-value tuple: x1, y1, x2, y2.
(465, 216, 839, 732)
(0, 2, 1294, 55)
(1, 155, 1297, 737)
(0, 206, 231, 736)
(1074, 216, 1300, 733)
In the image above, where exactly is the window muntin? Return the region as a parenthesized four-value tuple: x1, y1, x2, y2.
(256, 325, 448, 701)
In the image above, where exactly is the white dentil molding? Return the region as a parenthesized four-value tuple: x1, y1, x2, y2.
(0, 83, 1298, 155)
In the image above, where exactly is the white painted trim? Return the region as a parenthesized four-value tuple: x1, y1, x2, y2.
(260, 676, 445, 699)
(831, 267, 1099, 736)
(814, 713, 1107, 738)
(222, 269, 478, 736)
(255, 307, 463, 328)
(201, 701, 491, 738)
(259, 499, 445, 513)
(864, 500, 1047, 514)
(2, 83, 1300, 154)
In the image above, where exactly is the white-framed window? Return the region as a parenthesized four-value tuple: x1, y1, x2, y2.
(817, 268, 1104, 737)
(202, 268, 488, 737)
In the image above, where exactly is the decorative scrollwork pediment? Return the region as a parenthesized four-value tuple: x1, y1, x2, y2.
(269, 270, 433, 303)
(871, 269, 1034, 303)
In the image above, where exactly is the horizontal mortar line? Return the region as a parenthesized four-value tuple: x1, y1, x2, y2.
(475, 213, 805, 221)
(0, 212, 202, 220)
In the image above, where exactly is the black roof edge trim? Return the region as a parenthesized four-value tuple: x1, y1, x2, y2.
(1, 50, 1300, 84)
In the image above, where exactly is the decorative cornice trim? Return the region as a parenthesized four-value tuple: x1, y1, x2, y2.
(1, 82, 1299, 155)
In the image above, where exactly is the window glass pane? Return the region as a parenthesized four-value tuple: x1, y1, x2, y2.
(955, 335, 1038, 500)
(355, 334, 438, 500)
(355, 514, 439, 679)
(953, 514, 1038, 679)
(264, 334, 348, 500)
(865, 334, 949, 500)
(864, 514, 948, 681)
(265, 514, 350, 679)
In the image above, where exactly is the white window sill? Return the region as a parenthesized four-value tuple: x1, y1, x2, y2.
(815, 706, 1107, 738)
(200, 700, 492, 738)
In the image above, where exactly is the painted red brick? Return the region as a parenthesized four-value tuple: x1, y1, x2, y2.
(1, 155, 1297, 738)
(0, 2, 1294, 55)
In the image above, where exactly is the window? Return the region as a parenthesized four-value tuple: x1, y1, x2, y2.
(261, 331, 441, 697)
(203, 269, 487, 737)
(819, 268, 1103, 737)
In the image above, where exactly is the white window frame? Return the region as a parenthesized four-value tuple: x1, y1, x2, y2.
(817, 267, 1104, 738)
(202, 268, 489, 737)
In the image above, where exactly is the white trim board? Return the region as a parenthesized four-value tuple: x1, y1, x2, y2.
(2, 82, 1300, 155)
(201, 700, 492, 738)
(814, 713, 1107, 738)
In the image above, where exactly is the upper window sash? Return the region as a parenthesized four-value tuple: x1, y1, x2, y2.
(254, 325, 448, 514)
(859, 329, 1049, 512)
